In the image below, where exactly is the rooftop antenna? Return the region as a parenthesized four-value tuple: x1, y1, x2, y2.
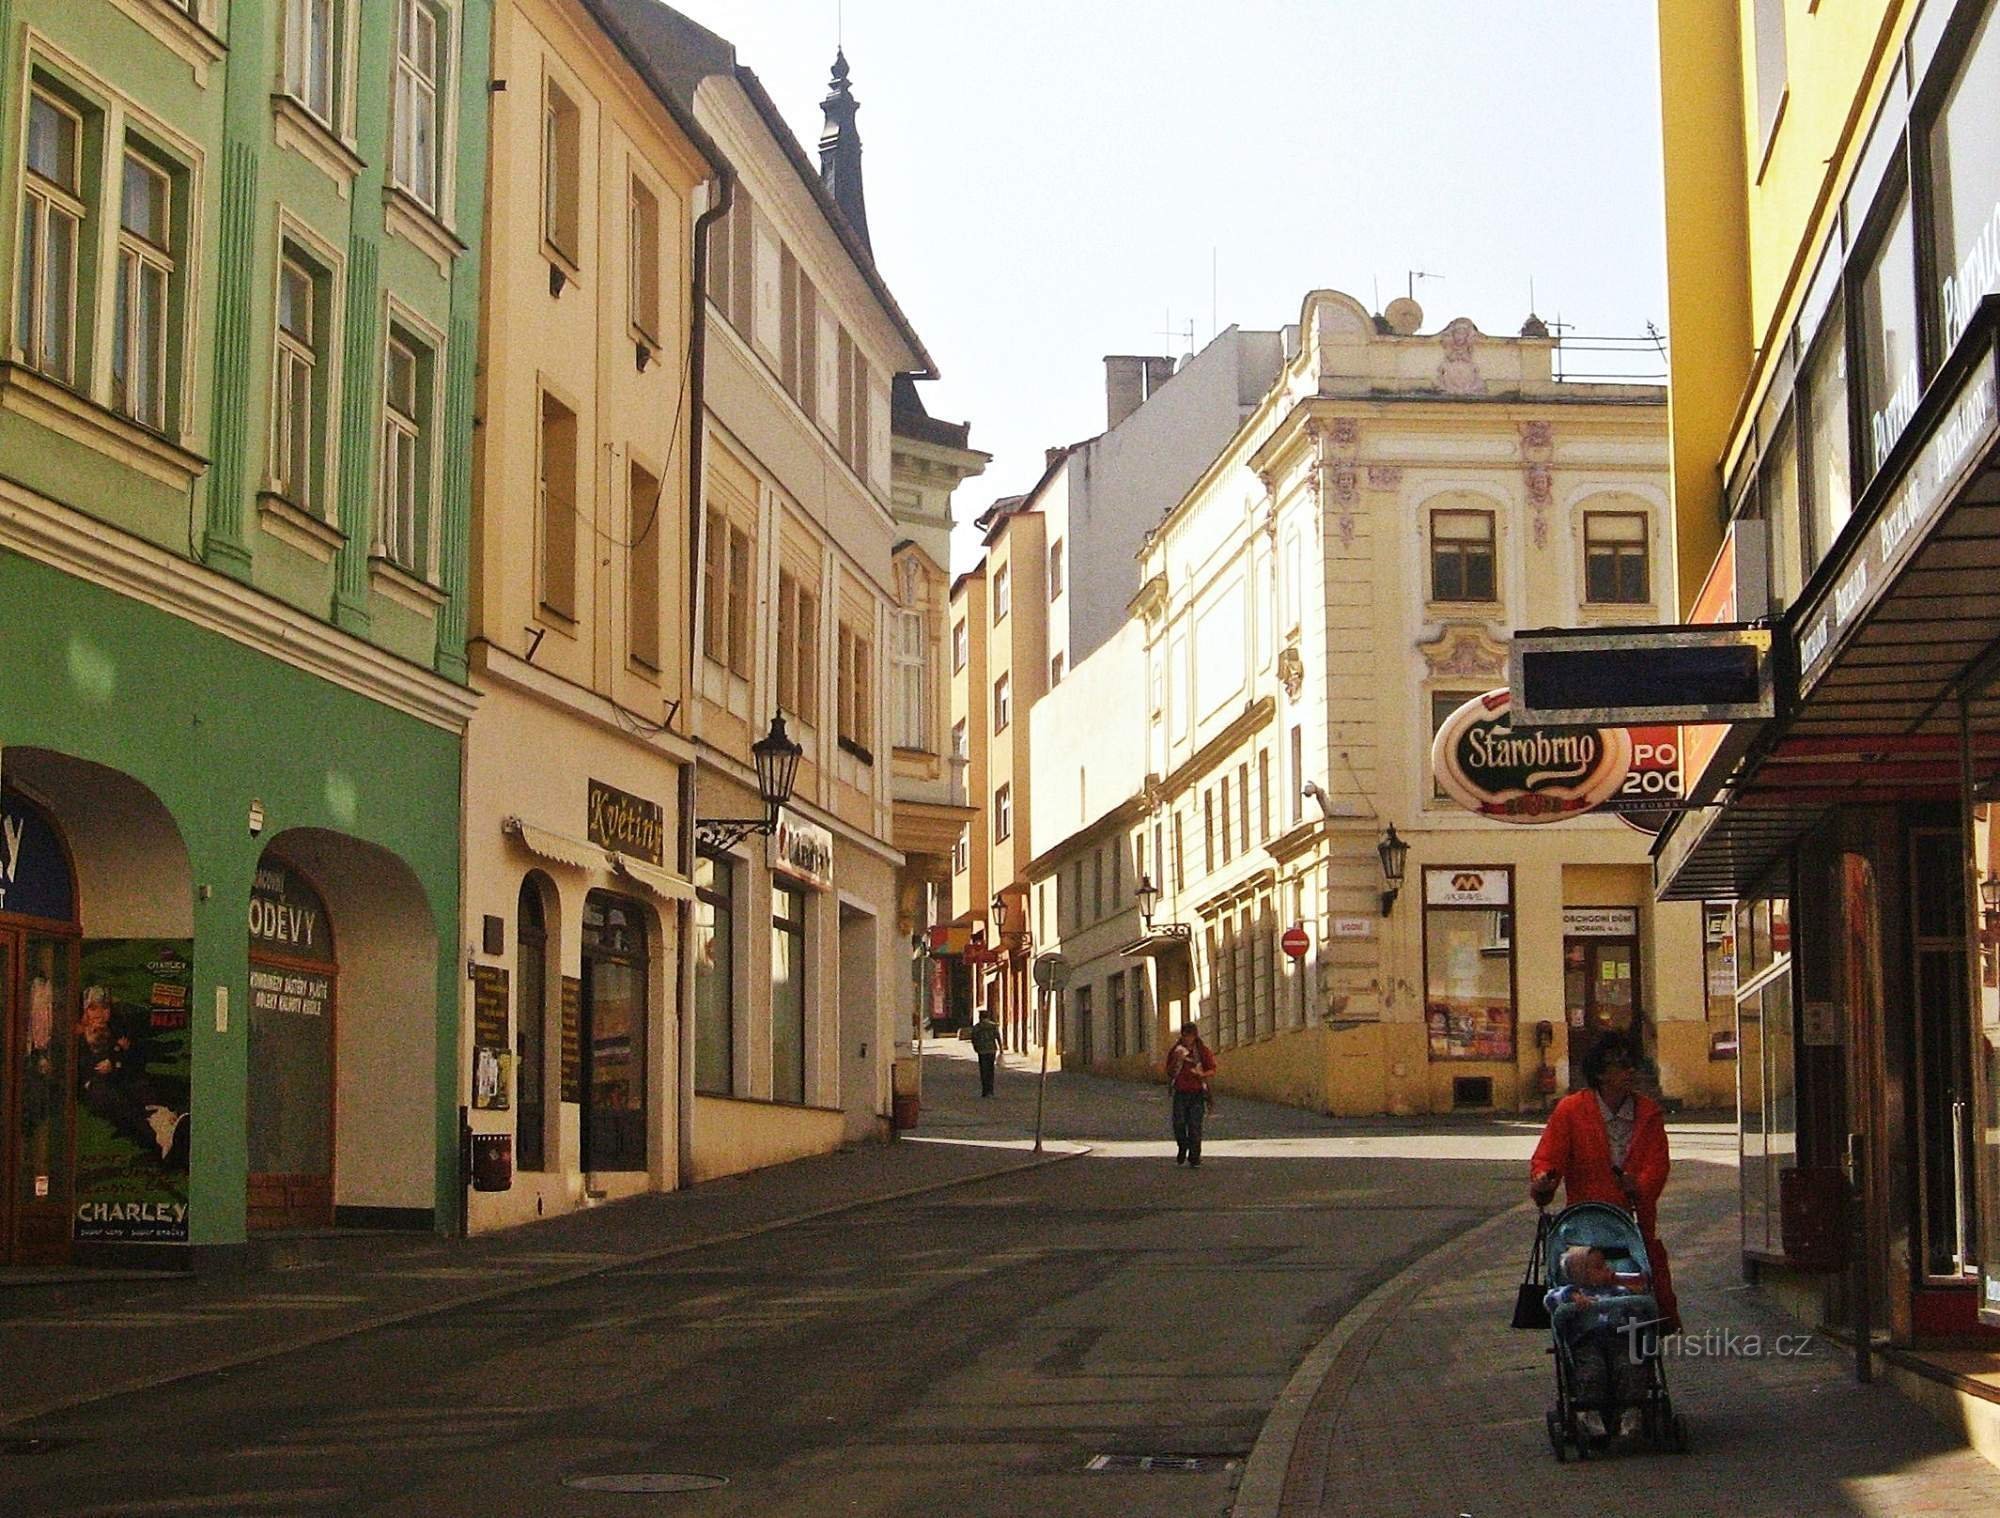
(1372, 275, 1381, 313)
(1408, 269, 1443, 301)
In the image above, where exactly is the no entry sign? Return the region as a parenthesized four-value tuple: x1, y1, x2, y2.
(1281, 925, 1310, 960)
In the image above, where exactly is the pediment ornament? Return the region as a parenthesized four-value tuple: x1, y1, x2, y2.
(1418, 624, 1507, 680)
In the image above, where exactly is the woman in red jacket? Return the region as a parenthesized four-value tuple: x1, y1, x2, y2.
(1529, 1032, 1680, 1332)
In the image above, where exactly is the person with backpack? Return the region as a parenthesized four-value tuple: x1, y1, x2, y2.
(968, 1013, 1002, 1097)
(1165, 1021, 1217, 1166)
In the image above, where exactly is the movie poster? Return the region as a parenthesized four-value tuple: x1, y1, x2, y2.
(73, 940, 194, 1245)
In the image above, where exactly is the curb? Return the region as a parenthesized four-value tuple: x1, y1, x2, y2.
(2, 1144, 1087, 1431)
(1231, 1198, 1539, 1518)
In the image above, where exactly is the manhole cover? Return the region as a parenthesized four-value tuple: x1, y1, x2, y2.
(1086, 1454, 1239, 1473)
(562, 1474, 729, 1493)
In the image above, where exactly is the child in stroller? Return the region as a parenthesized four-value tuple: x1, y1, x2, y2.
(1540, 1201, 1688, 1459)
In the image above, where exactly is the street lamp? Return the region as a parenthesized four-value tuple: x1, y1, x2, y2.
(1135, 873, 1161, 928)
(696, 714, 805, 851)
(991, 892, 1011, 938)
(1377, 823, 1410, 916)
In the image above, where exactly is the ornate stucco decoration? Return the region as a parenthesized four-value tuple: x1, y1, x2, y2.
(1318, 415, 1360, 546)
(1367, 465, 1403, 491)
(1277, 643, 1306, 699)
(1417, 623, 1508, 681)
(1519, 420, 1555, 548)
(1437, 317, 1485, 395)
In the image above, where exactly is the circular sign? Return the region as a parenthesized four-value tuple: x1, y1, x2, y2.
(1281, 925, 1310, 960)
(1033, 952, 1073, 992)
(1429, 689, 1633, 825)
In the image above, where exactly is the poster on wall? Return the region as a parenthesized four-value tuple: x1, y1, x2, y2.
(471, 964, 511, 1111)
(1426, 1005, 1516, 1061)
(72, 940, 193, 1245)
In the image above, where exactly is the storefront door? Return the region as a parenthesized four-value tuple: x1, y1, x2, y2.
(246, 858, 337, 1231)
(580, 892, 647, 1173)
(1563, 933, 1640, 1090)
(2, 793, 80, 1265)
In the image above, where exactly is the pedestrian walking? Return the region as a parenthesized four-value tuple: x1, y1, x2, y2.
(969, 1013, 1001, 1097)
(1528, 1031, 1681, 1332)
(1165, 1021, 1217, 1166)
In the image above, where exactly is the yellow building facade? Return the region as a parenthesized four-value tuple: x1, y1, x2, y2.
(462, 0, 717, 1229)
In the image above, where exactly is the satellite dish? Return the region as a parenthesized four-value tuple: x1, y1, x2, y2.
(1384, 297, 1423, 335)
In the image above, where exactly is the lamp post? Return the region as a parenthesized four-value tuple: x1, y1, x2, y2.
(1136, 872, 1160, 929)
(1377, 824, 1410, 916)
(695, 714, 805, 852)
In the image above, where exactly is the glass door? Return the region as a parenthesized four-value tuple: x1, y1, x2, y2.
(580, 893, 646, 1173)
(1910, 829, 1976, 1281)
(1563, 938, 1639, 1089)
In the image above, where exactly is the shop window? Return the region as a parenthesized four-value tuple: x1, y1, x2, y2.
(112, 146, 178, 432)
(581, 892, 647, 1172)
(771, 882, 807, 1103)
(537, 391, 577, 620)
(626, 460, 662, 670)
(1930, 8, 2000, 354)
(1422, 868, 1516, 1061)
(379, 329, 435, 576)
(273, 248, 332, 517)
(1856, 190, 1921, 482)
(17, 87, 86, 387)
(391, 0, 443, 212)
(1582, 512, 1649, 604)
(282, 0, 338, 125)
(694, 855, 734, 1095)
(1429, 508, 1496, 602)
(1733, 891, 1793, 1258)
(247, 856, 338, 1229)
(515, 878, 547, 1172)
(1909, 829, 1976, 1279)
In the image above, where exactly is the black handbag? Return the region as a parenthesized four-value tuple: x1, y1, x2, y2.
(1511, 1211, 1552, 1330)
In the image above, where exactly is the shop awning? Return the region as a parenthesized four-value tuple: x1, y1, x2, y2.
(611, 852, 695, 902)
(503, 817, 599, 871)
(1118, 928, 1195, 959)
(1658, 303, 2000, 899)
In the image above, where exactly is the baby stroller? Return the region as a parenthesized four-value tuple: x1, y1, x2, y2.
(1539, 1201, 1689, 1460)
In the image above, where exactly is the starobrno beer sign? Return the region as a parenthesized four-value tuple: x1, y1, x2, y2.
(1430, 689, 1633, 824)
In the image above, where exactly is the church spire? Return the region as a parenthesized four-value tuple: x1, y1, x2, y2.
(817, 48, 869, 251)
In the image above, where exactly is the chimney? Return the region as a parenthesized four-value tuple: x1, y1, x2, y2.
(1104, 356, 1146, 429)
(1143, 355, 1177, 397)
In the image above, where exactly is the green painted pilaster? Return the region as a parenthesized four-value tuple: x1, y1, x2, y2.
(332, 234, 380, 636)
(202, 140, 259, 580)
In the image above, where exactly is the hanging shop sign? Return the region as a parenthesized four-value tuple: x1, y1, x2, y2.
(0, 791, 75, 921)
(1796, 341, 2000, 696)
(770, 807, 834, 890)
(1430, 689, 1675, 825)
(1562, 907, 1638, 938)
(249, 860, 334, 964)
(587, 780, 665, 866)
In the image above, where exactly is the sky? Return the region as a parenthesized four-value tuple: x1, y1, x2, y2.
(665, 1, 1671, 572)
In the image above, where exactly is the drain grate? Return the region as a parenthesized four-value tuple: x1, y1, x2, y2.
(1086, 1453, 1240, 1474)
(562, 1474, 729, 1494)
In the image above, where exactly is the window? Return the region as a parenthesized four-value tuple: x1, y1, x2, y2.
(1582, 512, 1649, 604)
(951, 618, 968, 673)
(1218, 775, 1232, 863)
(1430, 508, 1496, 601)
(771, 882, 807, 1104)
(1237, 761, 1251, 854)
(629, 176, 660, 346)
(1049, 651, 1065, 687)
(993, 673, 1010, 732)
(392, 0, 442, 210)
(1423, 868, 1516, 1061)
(952, 829, 969, 876)
(1258, 749, 1271, 841)
(283, 0, 336, 124)
(113, 149, 174, 430)
(1290, 725, 1304, 825)
(702, 509, 752, 677)
(1801, 311, 1850, 571)
(272, 252, 326, 513)
(694, 855, 735, 1095)
(775, 571, 821, 725)
(994, 783, 1012, 841)
(542, 78, 580, 266)
(1092, 847, 1104, 920)
(1857, 191, 1920, 483)
(537, 391, 577, 619)
(1048, 538, 1064, 600)
(951, 718, 967, 759)
(581, 892, 649, 1171)
(1069, 859, 1084, 929)
(628, 460, 661, 669)
(379, 331, 433, 573)
(893, 609, 926, 750)
(837, 621, 872, 757)
(18, 89, 85, 385)
(993, 563, 1011, 622)
(1931, 9, 2000, 354)
(1131, 966, 1150, 1054)
(1752, 0, 1787, 164)
(1171, 811, 1185, 893)
(1109, 970, 1127, 1058)
(1203, 789, 1215, 875)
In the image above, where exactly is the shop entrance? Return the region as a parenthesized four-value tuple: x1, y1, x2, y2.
(580, 892, 647, 1174)
(246, 856, 338, 1231)
(1563, 910, 1641, 1090)
(1, 793, 80, 1265)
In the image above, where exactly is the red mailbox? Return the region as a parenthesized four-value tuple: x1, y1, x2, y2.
(470, 1133, 514, 1192)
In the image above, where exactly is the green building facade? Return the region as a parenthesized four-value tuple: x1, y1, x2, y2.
(0, 0, 490, 1265)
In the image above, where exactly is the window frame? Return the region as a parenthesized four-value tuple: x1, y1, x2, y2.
(892, 607, 927, 751)
(993, 563, 1011, 623)
(951, 617, 968, 673)
(536, 386, 579, 622)
(992, 671, 1011, 733)
(282, 0, 339, 128)
(112, 145, 175, 431)
(390, 0, 444, 212)
(1428, 506, 1498, 604)
(1048, 537, 1064, 600)
(628, 172, 662, 349)
(378, 327, 431, 574)
(18, 86, 88, 389)
(994, 783, 1012, 842)
(271, 246, 328, 516)
(1580, 509, 1651, 606)
(541, 74, 581, 271)
(627, 455, 663, 672)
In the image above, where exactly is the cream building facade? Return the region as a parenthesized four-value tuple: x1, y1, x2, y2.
(463, 0, 718, 1230)
(1119, 291, 1726, 1115)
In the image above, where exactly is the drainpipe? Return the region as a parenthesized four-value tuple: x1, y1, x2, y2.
(679, 171, 733, 1191)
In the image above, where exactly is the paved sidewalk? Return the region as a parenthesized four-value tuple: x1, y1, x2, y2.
(1243, 1155, 2000, 1517)
(0, 1049, 1075, 1431)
